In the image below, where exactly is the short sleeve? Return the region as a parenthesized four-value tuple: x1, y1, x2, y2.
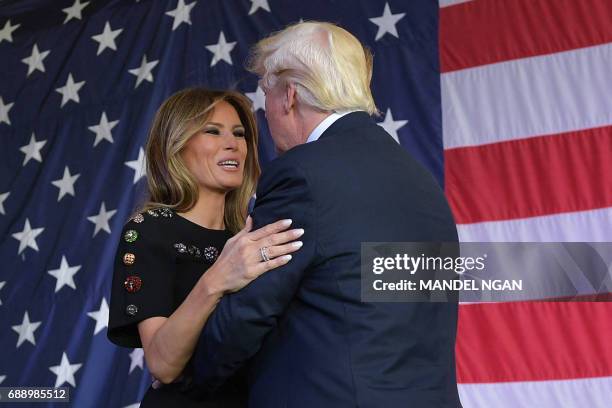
(107, 213, 177, 348)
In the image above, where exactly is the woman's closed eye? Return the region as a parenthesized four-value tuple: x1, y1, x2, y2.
(204, 127, 220, 135)
(204, 127, 245, 137)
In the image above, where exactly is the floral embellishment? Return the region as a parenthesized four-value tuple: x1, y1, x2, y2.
(124, 276, 142, 293)
(132, 213, 145, 223)
(174, 242, 218, 263)
(147, 207, 174, 218)
(203, 246, 219, 262)
(124, 230, 138, 243)
(188, 245, 202, 257)
(159, 208, 173, 218)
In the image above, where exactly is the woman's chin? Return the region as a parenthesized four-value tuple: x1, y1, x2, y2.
(219, 181, 243, 193)
(200, 181, 242, 195)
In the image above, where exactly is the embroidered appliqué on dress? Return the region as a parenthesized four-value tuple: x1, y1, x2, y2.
(174, 243, 187, 253)
(203, 246, 219, 262)
(132, 213, 145, 223)
(147, 207, 174, 218)
(173, 242, 218, 262)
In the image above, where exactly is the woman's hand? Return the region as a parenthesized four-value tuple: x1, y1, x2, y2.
(205, 216, 304, 294)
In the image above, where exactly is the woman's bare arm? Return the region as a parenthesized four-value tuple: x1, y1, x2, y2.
(137, 272, 222, 384)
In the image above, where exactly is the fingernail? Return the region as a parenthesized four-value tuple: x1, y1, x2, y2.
(293, 228, 304, 237)
(282, 219, 292, 226)
(292, 241, 303, 248)
(283, 255, 292, 261)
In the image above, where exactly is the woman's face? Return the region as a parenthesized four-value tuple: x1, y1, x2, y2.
(181, 101, 248, 194)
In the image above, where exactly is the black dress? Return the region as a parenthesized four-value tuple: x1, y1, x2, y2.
(107, 207, 248, 407)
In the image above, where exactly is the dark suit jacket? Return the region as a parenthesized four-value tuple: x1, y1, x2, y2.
(192, 112, 462, 407)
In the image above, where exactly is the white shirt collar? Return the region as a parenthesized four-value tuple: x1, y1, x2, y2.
(306, 111, 355, 144)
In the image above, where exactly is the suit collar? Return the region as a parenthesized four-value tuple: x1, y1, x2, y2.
(318, 111, 374, 140)
(306, 111, 354, 143)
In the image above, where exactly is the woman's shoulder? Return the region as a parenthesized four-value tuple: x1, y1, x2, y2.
(123, 207, 177, 230)
(119, 207, 180, 248)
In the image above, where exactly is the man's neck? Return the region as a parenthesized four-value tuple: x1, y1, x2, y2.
(298, 110, 332, 144)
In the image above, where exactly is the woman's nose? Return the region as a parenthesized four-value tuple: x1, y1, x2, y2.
(223, 131, 239, 150)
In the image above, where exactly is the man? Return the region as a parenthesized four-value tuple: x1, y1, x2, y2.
(192, 22, 462, 407)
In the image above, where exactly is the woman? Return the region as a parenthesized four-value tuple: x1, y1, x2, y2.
(107, 88, 304, 407)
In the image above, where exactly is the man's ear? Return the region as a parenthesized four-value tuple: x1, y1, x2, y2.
(284, 83, 297, 113)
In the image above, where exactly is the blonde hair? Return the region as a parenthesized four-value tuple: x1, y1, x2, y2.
(247, 21, 378, 115)
(138, 88, 260, 234)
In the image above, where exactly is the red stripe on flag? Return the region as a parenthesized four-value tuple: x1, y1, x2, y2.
(456, 301, 612, 383)
(445, 126, 612, 224)
(440, 0, 612, 72)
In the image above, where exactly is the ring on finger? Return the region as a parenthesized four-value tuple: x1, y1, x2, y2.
(260, 246, 271, 262)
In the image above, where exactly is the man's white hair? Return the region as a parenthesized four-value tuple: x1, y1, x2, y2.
(247, 21, 378, 115)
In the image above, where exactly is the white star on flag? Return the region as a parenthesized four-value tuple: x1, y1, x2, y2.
(52, 166, 80, 201)
(91, 21, 123, 55)
(248, 0, 271, 15)
(0, 191, 8, 215)
(129, 348, 144, 373)
(49, 352, 82, 388)
(0, 281, 5, 306)
(87, 202, 117, 237)
(0, 19, 20, 44)
(88, 111, 119, 147)
(128, 55, 159, 88)
(48, 256, 81, 293)
(246, 86, 266, 112)
(20, 133, 46, 166)
(12, 311, 41, 348)
(87, 297, 109, 335)
(165, 0, 196, 30)
(56, 73, 85, 107)
(125, 147, 147, 184)
(62, 0, 90, 24)
(12, 218, 44, 254)
(378, 108, 408, 144)
(205, 31, 236, 67)
(0, 96, 14, 125)
(369, 2, 406, 41)
(22, 44, 50, 77)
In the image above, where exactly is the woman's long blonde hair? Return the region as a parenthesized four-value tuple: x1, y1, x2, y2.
(138, 87, 260, 234)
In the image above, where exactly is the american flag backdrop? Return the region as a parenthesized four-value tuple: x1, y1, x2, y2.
(0, 0, 610, 407)
(440, 1, 612, 407)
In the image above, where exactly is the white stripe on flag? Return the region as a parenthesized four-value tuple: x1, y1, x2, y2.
(439, 0, 473, 8)
(457, 207, 612, 242)
(458, 376, 612, 408)
(441, 43, 612, 149)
